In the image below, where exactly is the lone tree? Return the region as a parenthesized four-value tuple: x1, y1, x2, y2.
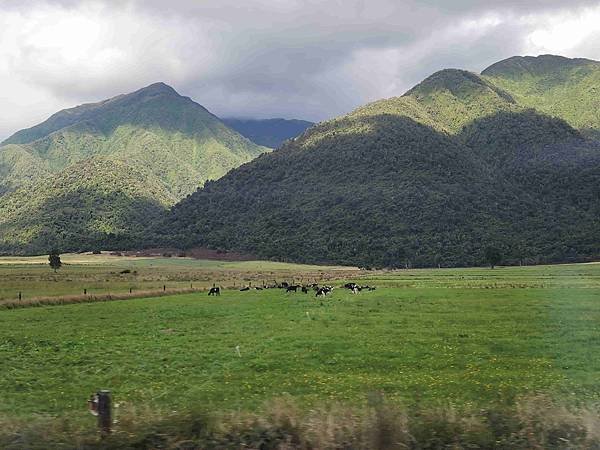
(48, 250, 62, 272)
(484, 246, 502, 269)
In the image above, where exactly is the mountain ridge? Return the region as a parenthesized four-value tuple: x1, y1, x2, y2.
(157, 54, 600, 267)
(481, 54, 600, 137)
(482, 54, 600, 78)
(2, 82, 182, 145)
(0, 82, 269, 254)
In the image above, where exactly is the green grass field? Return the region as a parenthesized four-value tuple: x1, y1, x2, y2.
(2, 258, 600, 428)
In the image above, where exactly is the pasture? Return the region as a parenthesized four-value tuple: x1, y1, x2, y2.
(0, 252, 357, 303)
(1, 257, 600, 425)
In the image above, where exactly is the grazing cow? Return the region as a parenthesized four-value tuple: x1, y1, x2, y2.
(240, 287, 250, 291)
(351, 286, 359, 294)
(208, 287, 220, 296)
(316, 286, 333, 297)
(255, 287, 263, 290)
(286, 285, 300, 293)
(280, 282, 289, 288)
(301, 286, 309, 294)
(345, 282, 365, 291)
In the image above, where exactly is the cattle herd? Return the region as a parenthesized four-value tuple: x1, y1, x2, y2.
(208, 281, 376, 297)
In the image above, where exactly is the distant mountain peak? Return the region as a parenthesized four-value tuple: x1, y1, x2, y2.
(405, 68, 515, 104)
(482, 54, 600, 77)
(1, 82, 183, 146)
(407, 68, 487, 89)
(136, 82, 179, 96)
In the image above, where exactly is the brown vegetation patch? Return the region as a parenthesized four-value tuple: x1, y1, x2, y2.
(0, 288, 203, 310)
(1, 396, 599, 449)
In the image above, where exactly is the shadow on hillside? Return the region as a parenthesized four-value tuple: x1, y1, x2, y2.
(458, 109, 594, 165)
(159, 110, 600, 268)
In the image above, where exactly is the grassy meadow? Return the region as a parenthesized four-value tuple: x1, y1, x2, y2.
(2, 258, 600, 423)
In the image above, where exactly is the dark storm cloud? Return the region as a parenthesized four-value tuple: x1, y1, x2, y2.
(1, 0, 600, 138)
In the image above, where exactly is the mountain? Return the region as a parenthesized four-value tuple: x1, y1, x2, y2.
(0, 158, 171, 253)
(482, 54, 600, 138)
(404, 69, 519, 132)
(222, 118, 314, 148)
(0, 83, 268, 254)
(158, 55, 600, 267)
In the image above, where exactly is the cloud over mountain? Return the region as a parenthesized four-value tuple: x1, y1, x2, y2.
(2, 0, 600, 139)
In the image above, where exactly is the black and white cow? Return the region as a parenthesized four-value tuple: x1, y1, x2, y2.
(316, 286, 333, 297)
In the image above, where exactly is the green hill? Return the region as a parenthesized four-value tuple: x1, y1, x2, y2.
(482, 54, 600, 138)
(0, 83, 268, 254)
(0, 158, 172, 253)
(404, 69, 519, 132)
(222, 118, 314, 148)
(158, 55, 600, 267)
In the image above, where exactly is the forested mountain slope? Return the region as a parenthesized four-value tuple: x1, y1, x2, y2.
(482, 55, 600, 138)
(0, 83, 268, 254)
(159, 55, 600, 267)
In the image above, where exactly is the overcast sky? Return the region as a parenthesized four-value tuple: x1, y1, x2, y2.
(1, 0, 600, 140)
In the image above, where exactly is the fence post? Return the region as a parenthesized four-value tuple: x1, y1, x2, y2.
(18, 292, 22, 301)
(129, 288, 132, 294)
(163, 285, 166, 291)
(97, 390, 111, 436)
(84, 288, 87, 295)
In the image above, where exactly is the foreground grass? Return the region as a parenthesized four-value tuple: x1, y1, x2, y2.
(2, 275, 600, 417)
(2, 261, 600, 448)
(3, 396, 600, 449)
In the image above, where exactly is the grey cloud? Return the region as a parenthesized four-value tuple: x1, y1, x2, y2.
(1, 0, 600, 137)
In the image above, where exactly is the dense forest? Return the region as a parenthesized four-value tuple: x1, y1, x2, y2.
(157, 55, 600, 267)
